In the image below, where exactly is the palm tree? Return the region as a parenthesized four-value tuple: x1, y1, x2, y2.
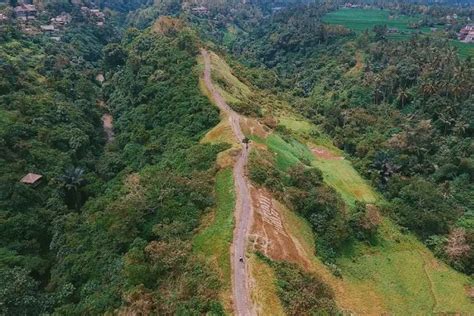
(421, 81, 435, 97)
(397, 87, 409, 107)
(60, 167, 86, 211)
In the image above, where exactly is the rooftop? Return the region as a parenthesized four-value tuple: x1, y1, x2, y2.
(14, 4, 37, 13)
(40, 25, 55, 31)
(20, 173, 43, 184)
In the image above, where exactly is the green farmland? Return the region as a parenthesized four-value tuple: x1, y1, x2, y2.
(323, 8, 428, 33)
(323, 8, 474, 58)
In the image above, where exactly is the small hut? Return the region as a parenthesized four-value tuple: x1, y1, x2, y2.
(20, 173, 43, 186)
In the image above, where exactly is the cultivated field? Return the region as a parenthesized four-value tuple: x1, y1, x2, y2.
(323, 8, 474, 58)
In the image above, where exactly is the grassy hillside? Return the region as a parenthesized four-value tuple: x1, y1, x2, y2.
(193, 168, 235, 311)
(208, 51, 474, 314)
(272, 116, 473, 314)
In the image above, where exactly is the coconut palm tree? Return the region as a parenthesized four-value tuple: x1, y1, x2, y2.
(397, 87, 410, 107)
(60, 167, 86, 211)
(421, 81, 435, 97)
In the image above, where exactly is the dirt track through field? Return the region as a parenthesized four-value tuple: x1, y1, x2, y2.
(201, 49, 255, 316)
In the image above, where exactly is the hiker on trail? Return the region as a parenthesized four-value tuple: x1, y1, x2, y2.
(242, 137, 249, 149)
(239, 256, 244, 263)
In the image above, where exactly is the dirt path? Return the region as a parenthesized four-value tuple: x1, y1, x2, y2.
(418, 250, 439, 313)
(102, 113, 114, 143)
(201, 49, 255, 316)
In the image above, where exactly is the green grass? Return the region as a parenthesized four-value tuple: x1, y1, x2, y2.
(261, 127, 472, 313)
(323, 8, 428, 33)
(337, 220, 473, 314)
(276, 113, 377, 206)
(323, 8, 474, 58)
(209, 51, 252, 106)
(249, 254, 286, 316)
(262, 128, 377, 206)
(206, 52, 474, 313)
(278, 117, 314, 134)
(451, 40, 474, 59)
(193, 168, 235, 288)
(311, 158, 378, 206)
(222, 25, 240, 46)
(265, 134, 314, 171)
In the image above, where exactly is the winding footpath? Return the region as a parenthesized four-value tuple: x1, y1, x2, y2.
(201, 49, 255, 316)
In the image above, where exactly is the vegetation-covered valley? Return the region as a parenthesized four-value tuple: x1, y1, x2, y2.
(1, 7, 225, 314)
(0, 0, 473, 314)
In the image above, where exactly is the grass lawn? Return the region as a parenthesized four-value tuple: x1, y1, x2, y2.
(323, 8, 474, 58)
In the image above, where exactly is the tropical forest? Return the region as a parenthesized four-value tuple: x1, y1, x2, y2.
(0, 0, 473, 314)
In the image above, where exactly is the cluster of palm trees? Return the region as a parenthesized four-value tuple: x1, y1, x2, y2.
(365, 39, 473, 108)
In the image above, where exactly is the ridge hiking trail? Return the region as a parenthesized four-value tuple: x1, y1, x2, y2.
(201, 49, 255, 316)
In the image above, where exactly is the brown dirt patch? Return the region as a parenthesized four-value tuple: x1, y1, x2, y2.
(201, 117, 237, 146)
(152, 16, 184, 35)
(249, 187, 386, 314)
(215, 148, 240, 169)
(466, 285, 474, 300)
(249, 187, 311, 270)
(248, 255, 286, 316)
(311, 146, 343, 160)
(240, 117, 269, 139)
(352, 188, 365, 199)
(346, 51, 364, 77)
(102, 114, 114, 142)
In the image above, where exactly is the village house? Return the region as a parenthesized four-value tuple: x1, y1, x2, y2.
(458, 24, 474, 43)
(20, 173, 43, 186)
(191, 6, 209, 14)
(387, 27, 399, 33)
(462, 31, 474, 43)
(14, 4, 37, 21)
(40, 24, 55, 33)
(50, 13, 71, 28)
(90, 9, 104, 19)
(0, 13, 8, 22)
(81, 6, 105, 25)
(344, 2, 361, 8)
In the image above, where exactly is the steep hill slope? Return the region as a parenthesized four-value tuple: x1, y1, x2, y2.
(202, 50, 473, 314)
